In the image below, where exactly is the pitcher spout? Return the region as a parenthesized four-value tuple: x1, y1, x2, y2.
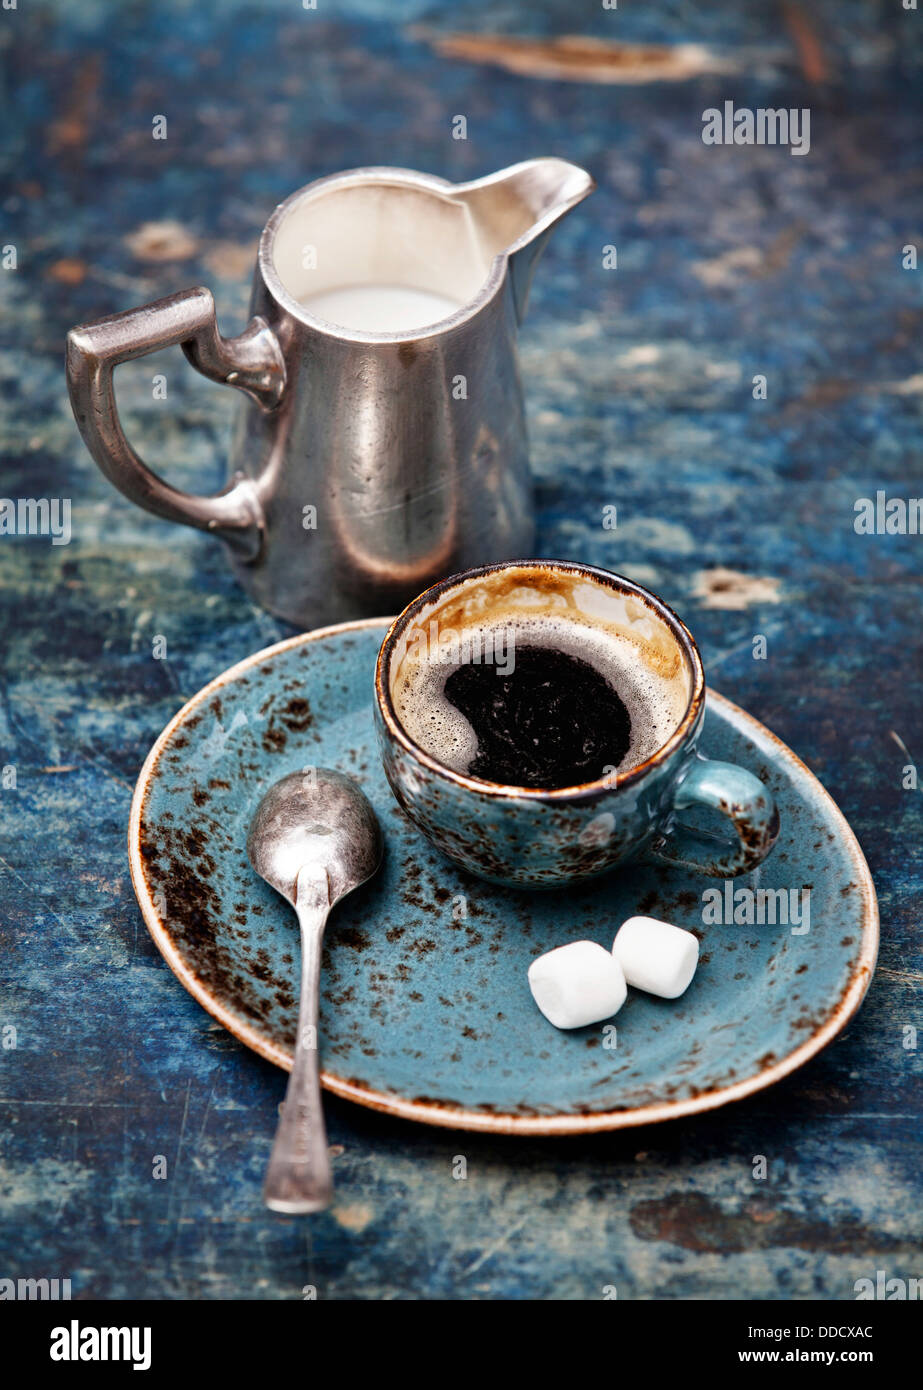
(452, 158, 596, 322)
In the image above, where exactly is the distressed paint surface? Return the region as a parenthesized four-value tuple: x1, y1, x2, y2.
(0, 0, 920, 1299)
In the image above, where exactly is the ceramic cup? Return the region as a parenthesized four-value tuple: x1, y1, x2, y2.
(374, 559, 780, 888)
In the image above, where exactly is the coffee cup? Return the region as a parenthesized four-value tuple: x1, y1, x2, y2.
(374, 559, 779, 887)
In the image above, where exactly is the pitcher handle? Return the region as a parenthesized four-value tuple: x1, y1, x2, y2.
(65, 286, 286, 562)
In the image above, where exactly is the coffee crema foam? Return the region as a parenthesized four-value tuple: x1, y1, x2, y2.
(392, 613, 688, 785)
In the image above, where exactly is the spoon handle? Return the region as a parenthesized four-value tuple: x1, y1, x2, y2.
(263, 865, 333, 1214)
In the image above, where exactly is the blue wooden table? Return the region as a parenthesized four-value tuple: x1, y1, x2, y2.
(0, 0, 920, 1299)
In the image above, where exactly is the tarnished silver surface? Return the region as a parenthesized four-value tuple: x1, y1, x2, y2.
(65, 160, 594, 626)
(246, 769, 382, 1213)
(65, 285, 284, 561)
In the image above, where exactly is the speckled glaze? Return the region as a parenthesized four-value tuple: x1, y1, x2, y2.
(375, 561, 780, 886)
(129, 620, 877, 1135)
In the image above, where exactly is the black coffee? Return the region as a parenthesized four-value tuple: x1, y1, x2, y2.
(443, 645, 631, 789)
(391, 612, 685, 788)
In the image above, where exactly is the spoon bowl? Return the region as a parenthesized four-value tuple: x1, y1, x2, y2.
(248, 768, 382, 906)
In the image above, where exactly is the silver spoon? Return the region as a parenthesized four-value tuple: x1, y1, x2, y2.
(247, 768, 383, 1213)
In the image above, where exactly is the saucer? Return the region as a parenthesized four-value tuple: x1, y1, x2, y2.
(129, 619, 878, 1134)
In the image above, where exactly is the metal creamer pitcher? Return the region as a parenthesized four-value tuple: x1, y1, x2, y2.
(66, 160, 595, 626)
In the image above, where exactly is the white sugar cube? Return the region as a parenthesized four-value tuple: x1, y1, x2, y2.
(612, 916, 699, 999)
(527, 940, 627, 1030)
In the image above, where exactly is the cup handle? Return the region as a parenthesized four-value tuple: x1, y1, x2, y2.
(66, 286, 286, 562)
(649, 754, 780, 877)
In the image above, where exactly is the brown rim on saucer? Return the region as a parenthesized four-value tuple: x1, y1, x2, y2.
(375, 559, 706, 800)
(128, 618, 879, 1136)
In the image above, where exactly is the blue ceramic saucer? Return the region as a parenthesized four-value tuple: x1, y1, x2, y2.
(129, 619, 878, 1134)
